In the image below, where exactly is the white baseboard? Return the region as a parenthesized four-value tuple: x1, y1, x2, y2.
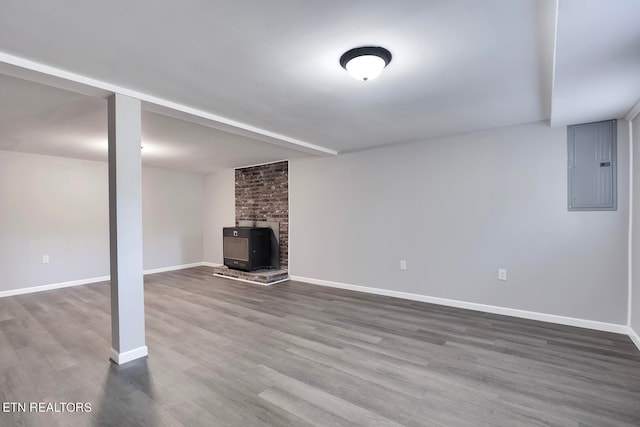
(201, 262, 224, 268)
(289, 275, 629, 335)
(143, 262, 206, 275)
(628, 327, 640, 351)
(0, 262, 211, 299)
(0, 275, 111, 298)
(109, 346, 148, 365)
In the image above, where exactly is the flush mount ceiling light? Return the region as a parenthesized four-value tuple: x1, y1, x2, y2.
(340, 46, 392, 81)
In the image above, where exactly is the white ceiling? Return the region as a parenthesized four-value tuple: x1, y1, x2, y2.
(0, 0, 638, 171)
(552, 0, 640, 126)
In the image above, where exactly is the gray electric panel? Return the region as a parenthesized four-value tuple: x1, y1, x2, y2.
(568, 120, 617, 211)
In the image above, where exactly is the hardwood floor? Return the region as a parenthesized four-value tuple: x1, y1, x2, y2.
(1, 266, 639, 426)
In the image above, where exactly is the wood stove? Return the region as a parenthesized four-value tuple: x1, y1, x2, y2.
(223, 227, 271, 272)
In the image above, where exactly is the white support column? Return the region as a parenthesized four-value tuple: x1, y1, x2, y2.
(107, 93, 147, 364)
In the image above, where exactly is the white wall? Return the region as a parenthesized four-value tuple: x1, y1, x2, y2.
(203, 169, 235, 264)
(142, 166, 204, 271)
(290, 121, 630, 325)
(0, 151, 110, 291)
(0, 151, 204, 292)
(631, 115, 640, 335)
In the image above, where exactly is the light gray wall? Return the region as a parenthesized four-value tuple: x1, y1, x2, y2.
(0, 151, 204, 292)
(290, 121, 629, 324)
(0, 151, 110, 290)
(203, 169, 235, 264)
(632, 115, 640, 333)
(142, 166, 204, 270)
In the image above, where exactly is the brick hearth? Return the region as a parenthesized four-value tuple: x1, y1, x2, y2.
(212, 265, 289, 285)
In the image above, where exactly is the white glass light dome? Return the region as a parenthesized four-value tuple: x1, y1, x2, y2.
(345, 55, 386, 81)
(340, 46, 392, 82)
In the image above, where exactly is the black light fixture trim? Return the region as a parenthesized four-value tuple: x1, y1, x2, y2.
(339, 46, 392, 69)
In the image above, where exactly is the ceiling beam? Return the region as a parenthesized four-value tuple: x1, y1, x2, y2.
(625, 98, 640, 122)
(142, 102, 337, 157)
(534, 0, 559, 126)
(0, 51, 337, 157)
(547, 0, 560, 127)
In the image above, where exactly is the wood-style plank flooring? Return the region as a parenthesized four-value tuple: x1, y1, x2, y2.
(1, 266, 639, 426)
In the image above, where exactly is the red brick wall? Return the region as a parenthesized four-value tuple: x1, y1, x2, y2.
(235, 161, 288, 270)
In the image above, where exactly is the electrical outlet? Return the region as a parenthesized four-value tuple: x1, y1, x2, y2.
(42, 255, 50, 264)
(498, 268, 507, 281)
(400, 260, 407, 270)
